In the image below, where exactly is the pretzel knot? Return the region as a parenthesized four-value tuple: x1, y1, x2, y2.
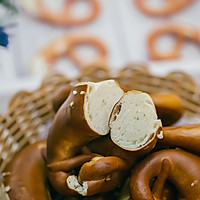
(67, 156, 130, 196)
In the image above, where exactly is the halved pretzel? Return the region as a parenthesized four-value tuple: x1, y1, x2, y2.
(46, 80, 124, 197)
(67, 90, 162, 196)
(18, 0, 100, 26)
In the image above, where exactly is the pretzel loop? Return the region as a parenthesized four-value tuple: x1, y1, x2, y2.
(19, 0, 100, 26)
(134, 0, 194, 17)
(148, 24, 200, 60)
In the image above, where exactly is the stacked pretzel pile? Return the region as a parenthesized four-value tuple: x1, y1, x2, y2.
(2, 71, 200, 200)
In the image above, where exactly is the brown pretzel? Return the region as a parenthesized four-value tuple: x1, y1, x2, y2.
(30, 35, 107, 78)
(2, 138, 109, 200)
(150, 93, 184, 126)
(75, 156, 130, 196)
(18, 0, 100, 26)
(147, 24, 200, 60)
(3, 139, 51, 200)
(51, 85, 73, 113)
(129, 149, 200, 200)
(46, 80, 124, 197)
(134, 0, 194, 17)
(159, 124, 200, 155)
(67, 90, 162, 196)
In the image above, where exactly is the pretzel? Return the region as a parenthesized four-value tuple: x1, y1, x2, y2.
(30, 35, 107, 78)
(150, 93, 184, 126)
(129, 149, 200, 200)
(118, 178, 177, 200)
(51, 84, 73, 112)
(2, 138, 111, 200)
(67, 90, 162, 196)
(46, 80, 124, 197)
(134, 0, 194, 17)
(18, 0, 100, 26)
(147, 24, 200, 60)
(159, 124, 200, 155)
(3, 139, 51, 200)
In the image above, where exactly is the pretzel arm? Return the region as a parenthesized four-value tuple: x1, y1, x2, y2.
(47, 154, 97, 172)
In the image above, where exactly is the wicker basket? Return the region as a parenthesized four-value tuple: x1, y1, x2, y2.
(1, 63, 200, 199)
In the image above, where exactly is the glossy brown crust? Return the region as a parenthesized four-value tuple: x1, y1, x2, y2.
(52, 85, 73, 113)
(160, 182, 177, 200)
(150, 93, 184, 126)
(161, 124, 200, 155)
(87, 135, 157, 166)
(129, 149, 200, 200)
(134, 0, 194, 17)
(78, 156, 130, 196)
(34, 0, 100, 26)
(78, 129, 160, 196)
(147, 24, 200, 60)
(3, 139, 50, 200)
(47, 84, 105, 196)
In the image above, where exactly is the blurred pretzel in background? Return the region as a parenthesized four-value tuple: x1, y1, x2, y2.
(134, 0, 195, 17)
(147, 24, 200, 60)
(18, 0, 100, 26)
(30, 35, 107, 78)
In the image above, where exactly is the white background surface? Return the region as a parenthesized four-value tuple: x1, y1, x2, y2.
(1, 0, 200, 113)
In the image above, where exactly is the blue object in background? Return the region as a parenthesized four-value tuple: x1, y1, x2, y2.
(0, 27, 9, 47)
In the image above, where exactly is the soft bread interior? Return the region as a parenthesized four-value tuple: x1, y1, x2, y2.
(67, 175, 88, 196)
(109, 91, 162, 151)
(79, 80, 124, 135)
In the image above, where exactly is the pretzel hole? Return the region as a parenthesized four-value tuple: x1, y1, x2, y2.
(73, 45, 99, 63)
(155, 35, 177, 54)
(69, 0, 93, 19)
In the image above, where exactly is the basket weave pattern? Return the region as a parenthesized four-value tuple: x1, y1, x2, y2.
(0, 64, 200, 198)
